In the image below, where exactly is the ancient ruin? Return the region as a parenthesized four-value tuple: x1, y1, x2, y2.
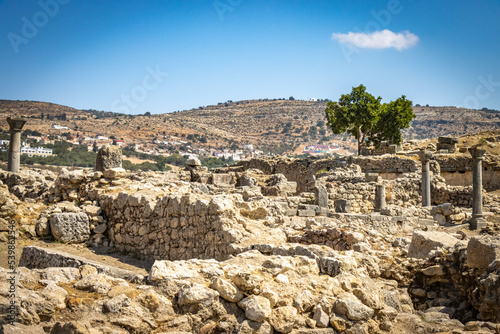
(1, 140, 500, 334)
(6, 117, 26, 173)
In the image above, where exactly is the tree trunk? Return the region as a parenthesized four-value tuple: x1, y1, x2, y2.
(357, 128, 362, 155)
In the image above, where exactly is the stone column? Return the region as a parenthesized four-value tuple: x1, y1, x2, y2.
(375, 184, 386, 212)
(469, 147, 487, 230)
(7, 117, 27, 173)
(418, 150, 433, 207)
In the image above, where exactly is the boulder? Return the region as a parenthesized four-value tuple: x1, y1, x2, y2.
(49, 212, 90, 243)
(177, 283, 219, 307)
(268, 306, 298, 333)
(148, 260, 200, 282)
(238, 295, 272, 322)
(103, 294, 131, 313)
(95, 145, 122, 172)
(467, 235, 500, 271)
(103, 167, 127, 179)
(186, 157, 201, 167)
(407, 231, 459, 259)
(210, 277, 244, 302)
(313, 306, 329, 328)
(334, 295, 374, 321)
(35, 217, 51, 237)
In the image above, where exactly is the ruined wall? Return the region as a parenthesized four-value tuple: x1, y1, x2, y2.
(233, 156, 418, 193)
(97, 192, 244, 261)
(436, 155, 500, 191)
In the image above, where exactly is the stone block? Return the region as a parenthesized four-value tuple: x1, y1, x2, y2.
(298, 210, 316, 217)
(438, 136, 459, 145)
(95, 145, 122, 172)
(467, 235, 500, 271)
(103, 168, 127, 179)
(407, 230, 460, 259)
(365, 173, 380, 182)
(50, 212, 90, 243)
(286, 209, 298, 216)
(314, 184, 328, 208)
(211, 173, 235, 187)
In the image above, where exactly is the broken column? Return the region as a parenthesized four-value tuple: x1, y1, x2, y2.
(418, 150, 433, 207)
(314, 182, 329, 215)
(95, 144, 122, 172)
(375, 184, 386, 212)
(469, 146, 487, 230)
(7, 117, 27, 173)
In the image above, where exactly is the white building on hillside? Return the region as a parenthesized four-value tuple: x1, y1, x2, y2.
(20, 146, 53, 157)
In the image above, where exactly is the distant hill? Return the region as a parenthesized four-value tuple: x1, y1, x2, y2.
(1, 99, 499, 155)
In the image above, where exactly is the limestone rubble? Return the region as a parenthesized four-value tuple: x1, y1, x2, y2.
(1, 155, 500, 333)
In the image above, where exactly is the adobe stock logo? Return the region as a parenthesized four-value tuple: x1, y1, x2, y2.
(7, 0, 70, 54)
(213, 0, 243, 21)
(111, 65, 168, 114)
(463, 75, 500, 109)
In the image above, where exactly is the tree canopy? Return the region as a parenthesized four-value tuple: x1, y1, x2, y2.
(325, 84, 415, 154)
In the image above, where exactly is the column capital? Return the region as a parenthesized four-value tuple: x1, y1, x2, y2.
(7, 117, 27, 131)
(469, 146, 487, 160)
(418, 150, 433, 163)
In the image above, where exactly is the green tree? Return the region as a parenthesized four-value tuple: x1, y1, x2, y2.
(369, 95, 415, 147)
(325, 84, 414, 154)
(325, 85, 381, 155)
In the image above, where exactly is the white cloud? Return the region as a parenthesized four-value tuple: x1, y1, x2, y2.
(332, 29, 419, 50)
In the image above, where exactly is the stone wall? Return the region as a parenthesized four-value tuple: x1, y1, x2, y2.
(97, 191, 245, 261)
(436, 155, 500, 191)
(230, 156, 418, 193)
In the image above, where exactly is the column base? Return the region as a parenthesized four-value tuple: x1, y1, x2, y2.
(469, 217, 488, 230)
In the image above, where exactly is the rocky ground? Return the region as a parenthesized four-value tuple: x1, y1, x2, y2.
(1, 152, 500, 334)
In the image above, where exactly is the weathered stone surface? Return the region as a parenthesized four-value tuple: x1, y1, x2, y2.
(186, 157, 201, 166)
(422, 264, 446, 276)
(407, 230, 459, 259)
(177, 283, 219, 307)
(467, 235, 500, 271)
(211, 173, 235, 187)
(49, 212, 90, 243)
(148, 260, 200, 282)
(210, 277, 244, 302)
(95, 145, 122, 172)
(50, 321, 92, 334)
(314, 184, 328, 208)
(334, 295, 374, 321)
(103, 167, 127, 179)
(103, 294, 131, 313)
(231, 272, 264, 295)
(237, 320, 273, 334)
(40, 282, 68, 310)
(268, 306, 298, 333)
(313, 306, 329, 328)
(74, 273, 112, 294)
(238, 295, 272, 322)
(2, 324, 46, 334)
(35, 217, 50, 237)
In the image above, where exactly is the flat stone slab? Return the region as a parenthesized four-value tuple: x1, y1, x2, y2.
(444, 223, 470, 233)
(19, 246, 139, 280)
(298, 210, 316, 217)
(417, 218, 436, 226)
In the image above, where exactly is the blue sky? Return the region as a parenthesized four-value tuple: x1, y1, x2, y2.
(1, 0, 499, 114)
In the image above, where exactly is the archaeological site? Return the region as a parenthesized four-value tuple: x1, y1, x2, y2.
(2, 135, 500, 334)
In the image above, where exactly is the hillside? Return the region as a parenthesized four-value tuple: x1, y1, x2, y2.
(0, 99, 499, 155)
